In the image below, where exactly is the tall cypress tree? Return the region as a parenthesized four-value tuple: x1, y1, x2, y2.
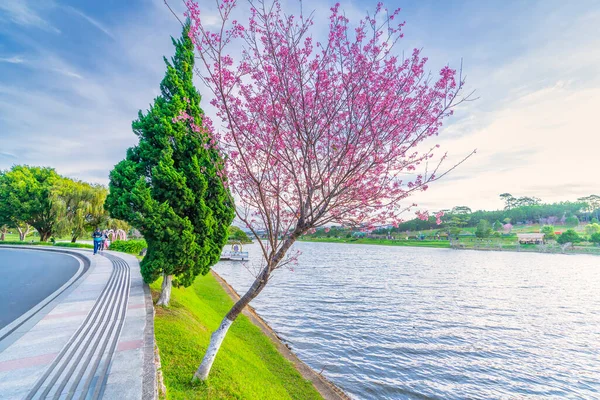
(106, 22, 235, 306)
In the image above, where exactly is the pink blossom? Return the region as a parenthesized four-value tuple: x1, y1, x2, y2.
(185, 0, 470, 259)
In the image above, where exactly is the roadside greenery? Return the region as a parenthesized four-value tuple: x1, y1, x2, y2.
(109, 239, 147, 254)
(53, 242, 95, 249)
(151, 273, 322, 399)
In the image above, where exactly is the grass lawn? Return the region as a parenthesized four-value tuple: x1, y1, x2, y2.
(151, 273, 323, 400)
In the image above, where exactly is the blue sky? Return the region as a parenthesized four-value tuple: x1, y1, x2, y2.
(1, 0, 599, 211)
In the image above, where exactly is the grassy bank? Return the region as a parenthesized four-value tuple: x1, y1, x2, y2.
(299, 237, 451, 248)
(151, 273, 322, 400)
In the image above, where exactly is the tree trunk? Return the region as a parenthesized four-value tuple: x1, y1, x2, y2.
(71, 236, 77, 243)
(40, 231, 51, 242)
(156, 274, 174, 306)
(0, 232, 4, 241)
(193, 268, 269, 381)
(194, 232, 300, 381)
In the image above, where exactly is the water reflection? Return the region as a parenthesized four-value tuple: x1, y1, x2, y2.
(214, 241, 600, 399)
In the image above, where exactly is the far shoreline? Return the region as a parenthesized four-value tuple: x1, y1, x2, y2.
(297, 237, 600, 256)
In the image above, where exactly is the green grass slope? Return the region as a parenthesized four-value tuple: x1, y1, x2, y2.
(151, 274, 323, 400)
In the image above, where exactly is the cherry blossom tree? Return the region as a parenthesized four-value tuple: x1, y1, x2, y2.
(183, 0, 473, 380)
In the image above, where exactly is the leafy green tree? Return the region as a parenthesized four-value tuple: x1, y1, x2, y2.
(592, 217, 599, 224)
(0, 166, 60, 241)
(105, 23, 235, 306)
(228, 226, 251, 243)
(557, 229, 581, 245)
(591, 232, 600, 245)
(492, 220, 503, 232)
(565, 215, 579, 228)
(475, 219, 492, 238)
(541, 225, 556, 240)
(584, 223, 600, 236)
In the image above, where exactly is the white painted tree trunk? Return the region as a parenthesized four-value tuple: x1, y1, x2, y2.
(193, 317, 233, 381)
(156, 274, 173, 306)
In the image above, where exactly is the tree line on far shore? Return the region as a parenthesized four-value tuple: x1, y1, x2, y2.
(378, 194, 599, 235)
(304, 193, 600, 245)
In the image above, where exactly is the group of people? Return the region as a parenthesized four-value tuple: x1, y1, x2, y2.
(92, 228, 111, 255)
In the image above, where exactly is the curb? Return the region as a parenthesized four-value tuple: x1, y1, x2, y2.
(142, 282, 158, 400)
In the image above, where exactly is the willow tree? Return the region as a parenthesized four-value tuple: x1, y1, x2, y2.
(105, 22, 234, 306)
(52, 180, 110, 242)
(185, 0, 472, 380)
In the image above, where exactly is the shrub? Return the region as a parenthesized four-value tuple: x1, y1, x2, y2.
(591, 232, 600, 245)
(109, 239, 147, 254)
(557, 229, 581, 245)
(54, 242, 94, 249)
(0, 240, 51, 246)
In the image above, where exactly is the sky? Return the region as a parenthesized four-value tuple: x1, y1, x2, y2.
(0, 0, 599, 213)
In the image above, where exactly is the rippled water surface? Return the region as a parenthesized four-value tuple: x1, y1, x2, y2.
(214, 242, 600, 399)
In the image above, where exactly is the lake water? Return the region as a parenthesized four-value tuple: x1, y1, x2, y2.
(214, 242, 600, 399)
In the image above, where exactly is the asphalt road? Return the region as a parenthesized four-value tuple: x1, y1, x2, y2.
(0, 248, 80, 329)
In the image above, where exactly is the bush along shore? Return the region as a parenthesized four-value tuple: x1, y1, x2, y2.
(150, 272, 332, 400)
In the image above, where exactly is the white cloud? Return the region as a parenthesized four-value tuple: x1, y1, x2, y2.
(0, 55, 24, 64)
(63, 5, 115, 39)
(0, 0, 60, 34)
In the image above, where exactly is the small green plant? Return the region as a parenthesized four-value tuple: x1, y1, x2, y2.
(109, 239, 147, 254)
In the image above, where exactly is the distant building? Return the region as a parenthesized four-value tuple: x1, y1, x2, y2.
(517, 233, 545, 244)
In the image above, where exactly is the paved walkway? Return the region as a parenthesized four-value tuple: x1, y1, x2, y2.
(0, 247, 155, 400)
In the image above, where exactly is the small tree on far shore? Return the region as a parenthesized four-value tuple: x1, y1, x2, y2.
(565, 215, 579, 228)
(105, 22, 235, 306)
(228, 226, 251, 243)
(492, 220, 503, 232)
(541, 225, 556, 241)
(475, 220, 492, 238)
(557, 229, 580, 244)
(186, 0, 473, 380)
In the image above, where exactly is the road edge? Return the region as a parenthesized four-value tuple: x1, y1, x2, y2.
(0, 246, 93, 351)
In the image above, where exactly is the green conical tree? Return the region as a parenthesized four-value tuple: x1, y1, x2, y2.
(105, 22, 235, 306)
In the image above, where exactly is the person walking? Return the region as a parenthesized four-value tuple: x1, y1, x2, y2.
(92, 228, 103, 255)
(102, 230, 110, 251)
